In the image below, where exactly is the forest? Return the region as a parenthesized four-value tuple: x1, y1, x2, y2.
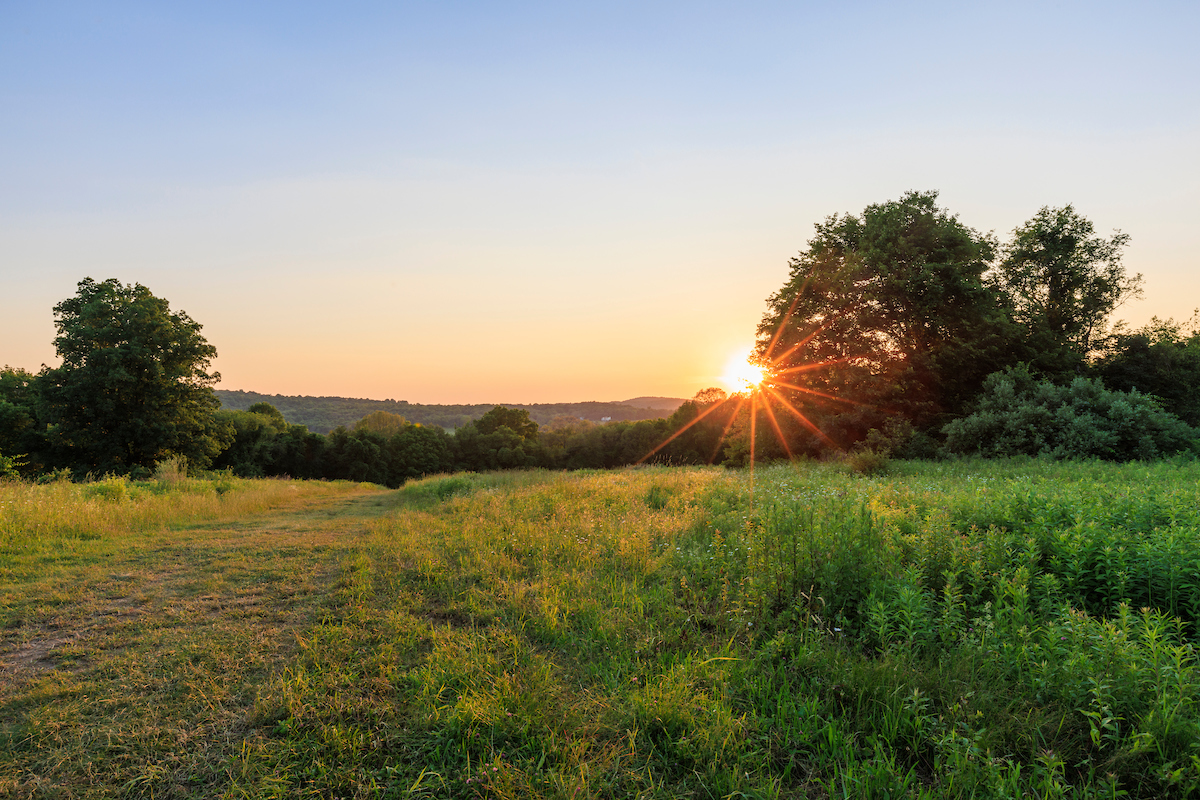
(2, 191, 1199, 484)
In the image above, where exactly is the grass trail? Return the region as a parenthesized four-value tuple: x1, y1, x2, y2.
(1, 478, 394, 798)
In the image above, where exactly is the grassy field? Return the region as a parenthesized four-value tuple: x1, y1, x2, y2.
(2, 460, 1199, 798)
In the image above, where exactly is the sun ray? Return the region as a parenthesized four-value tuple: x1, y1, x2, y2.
(772, 357, 849, 377)
(765, 320, 828, 369)
(762, 289, 805, 362)
(764, 386, 839, 448)
(708, 394, 748, 463)
(772, 379, 874, 408)
(634, 395, 735, 465)
(758, 393, 793, 459)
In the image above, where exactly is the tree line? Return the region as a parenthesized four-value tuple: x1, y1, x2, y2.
(3, 193, 1199, 482)
(213, 390, 675, 434)
(205, 404, 728, 487)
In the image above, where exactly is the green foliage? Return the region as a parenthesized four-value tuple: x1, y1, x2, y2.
(323, 427, 390, 484)
(386, 423, 454, 481)
(245, 401, 288, 431)
(0, 367, 43, 474)
(6, 463, 1200, 797)
(689, 461, 1200, 797)
(1095, 313, 1200, 426)
(0, 452, 25, 480)
(943, 365, 1198, 460)
(756, 190, 1019, 449)
(998, 205, 1140, 373)
(211, 409, 282, 477)
(84, 475, 129, 502)
(36, 278, 229, 475)
(474, 405, 539, 439)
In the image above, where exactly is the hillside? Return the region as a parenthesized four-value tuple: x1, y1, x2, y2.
(215, 389, 683, 433)
(619, 396, 688, 412)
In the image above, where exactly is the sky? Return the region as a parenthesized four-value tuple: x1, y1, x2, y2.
(2, 1, 1197, 404)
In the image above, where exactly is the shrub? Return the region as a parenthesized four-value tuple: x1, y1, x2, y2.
(943, 365, 1198, 460)
(85, 476, 129, 502)
(0, 452, 24, 480)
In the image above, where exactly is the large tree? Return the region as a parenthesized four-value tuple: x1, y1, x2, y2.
(38, 278, 229, 474)
(755, 191, 1016, 451)
(996, 205, 1140, 375)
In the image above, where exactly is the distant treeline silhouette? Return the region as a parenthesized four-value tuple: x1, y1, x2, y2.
(208, 402, 739, 487)
(213, 390, 683, 434)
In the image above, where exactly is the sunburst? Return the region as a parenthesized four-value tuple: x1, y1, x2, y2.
(639, 290, 873, 470)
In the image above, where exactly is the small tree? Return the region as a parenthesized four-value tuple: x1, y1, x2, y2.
(247, 402, 289, 432)
(0, 366, 41, 474)
(38, 278, 229, 474)
(353, 410, 409, 437)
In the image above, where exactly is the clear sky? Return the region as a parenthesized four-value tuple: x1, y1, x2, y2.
(2, 1, 1197, 404)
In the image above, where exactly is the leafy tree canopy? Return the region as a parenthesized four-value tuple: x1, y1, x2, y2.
(352, 409, 409, 437)
(474, 406, 539, 440)
(38, 278, 228, 474)
(997, 205, 1140, 373)
(1094, 313, 1200, 426)
(0, 367, 40, 467)
(756, 190, 1014, 448)
(247, 402, 289, 432)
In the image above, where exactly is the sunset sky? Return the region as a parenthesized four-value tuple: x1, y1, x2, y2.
(2, 2, 1197, 404)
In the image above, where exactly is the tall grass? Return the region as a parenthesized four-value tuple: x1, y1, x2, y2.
(3, 461, 1199, 798)
(0, 473, 362, 551)
(683, 459, 1200, 797)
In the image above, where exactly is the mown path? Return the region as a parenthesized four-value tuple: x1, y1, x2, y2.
(1, 485, 400, 799)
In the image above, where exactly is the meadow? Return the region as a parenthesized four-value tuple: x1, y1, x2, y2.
(2, 459, 1199, 798)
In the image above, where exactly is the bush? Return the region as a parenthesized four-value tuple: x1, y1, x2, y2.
(85, 476, 130, 502)
(0, 452, 24, 480)
(943, 366, 1198, 460)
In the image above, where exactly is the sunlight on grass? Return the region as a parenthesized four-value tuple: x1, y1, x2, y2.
(3, 462, 1200, 797)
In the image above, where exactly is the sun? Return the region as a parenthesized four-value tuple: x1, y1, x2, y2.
(721, 347, 766, 393)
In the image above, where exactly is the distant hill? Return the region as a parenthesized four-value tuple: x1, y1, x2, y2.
(620, 396, 688, 412)
(215, 390, 683, 434)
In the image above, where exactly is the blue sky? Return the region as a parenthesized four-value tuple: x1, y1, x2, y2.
(2, 1, 1197, 403)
